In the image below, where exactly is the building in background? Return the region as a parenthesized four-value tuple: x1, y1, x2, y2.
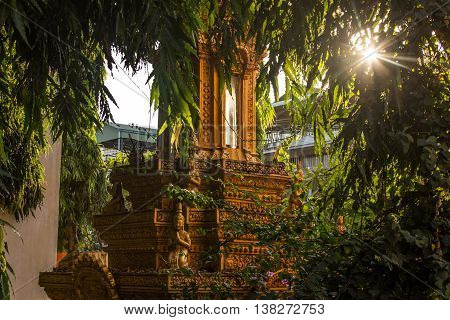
(263, 101, 332, 171)
(96, 123, 157, 160)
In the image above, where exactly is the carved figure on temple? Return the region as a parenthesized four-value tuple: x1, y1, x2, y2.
(167, 203, 191, 269)
(286, 162, 305, 213)
(337, 215, 346, 234)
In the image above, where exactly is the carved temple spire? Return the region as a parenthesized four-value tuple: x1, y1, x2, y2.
(156, 36, 263, 163)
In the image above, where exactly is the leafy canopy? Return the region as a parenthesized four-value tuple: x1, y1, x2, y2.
(0, 0, 448, 299)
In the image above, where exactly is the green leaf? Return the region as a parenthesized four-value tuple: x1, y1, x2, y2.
(11, 1, 30, 47)
(283, 59, 296, 81)
(0, 131, 6, 160)
(171, 79, 193, 129)
(102, 85, 118, 107)
(158, 120, 169, 135)
(0, 272, 10, 300)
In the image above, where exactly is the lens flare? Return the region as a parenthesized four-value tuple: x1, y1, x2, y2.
(362, 47, 379, 63)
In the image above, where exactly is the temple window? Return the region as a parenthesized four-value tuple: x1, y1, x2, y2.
(224, 76, 240, 148)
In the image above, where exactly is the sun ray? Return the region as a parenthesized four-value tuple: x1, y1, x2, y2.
(377, 55, 410, 69)
(381, 54, 418, 63)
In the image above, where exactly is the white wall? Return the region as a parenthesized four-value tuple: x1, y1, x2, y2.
(3, 141, 61, 300)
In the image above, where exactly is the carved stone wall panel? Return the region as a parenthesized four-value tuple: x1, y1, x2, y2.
(224, 254, 256, 270)
(199, 56, 212, 147)
(188, 227, 218, 240)
(156, 209, 171, 223)
(115, 273, 168, 288)
(223, 242, 265, 254)
(94, 211, 154, 228)
(223, 160, 289, 176)
(40, 269, 287, 299)
(187, 252, 220, 271)
(99, 227, 170, 244)
(247, 71, 256, 154)
(223, 174, 288, 193)
(108, 252, 158, 271)
(169, 273, 243, 290)
(188, 252, 203, 270)
(72, 254, 118, 300)
(187, 209, 218, 224)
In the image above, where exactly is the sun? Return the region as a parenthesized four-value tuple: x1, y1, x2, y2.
(362, 46, 379, 63)
(350, 34, 411, 70)
(350, 31, 380, 64)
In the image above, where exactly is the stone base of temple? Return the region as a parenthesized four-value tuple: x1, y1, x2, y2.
(91, 158, 291, 272)
(39, 158, 292, 300)
(39, 252, 290, 299)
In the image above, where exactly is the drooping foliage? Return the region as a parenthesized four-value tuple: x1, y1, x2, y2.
(58, 127, 109, 252)
(0, 0, 448, 163)
(0, 0, 448, 299)
(0, 32, 44, 221)
(248, 0, 449, 299)
(276, 0, 450, 299)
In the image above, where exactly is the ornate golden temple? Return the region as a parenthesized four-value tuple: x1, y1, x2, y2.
(39, 37, 291, 299)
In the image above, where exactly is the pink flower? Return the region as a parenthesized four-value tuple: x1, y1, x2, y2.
(266, 271, 275, 277)
(281, 279, 289, 286)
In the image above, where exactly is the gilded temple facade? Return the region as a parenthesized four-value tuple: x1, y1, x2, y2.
(39, 37, 292, 299)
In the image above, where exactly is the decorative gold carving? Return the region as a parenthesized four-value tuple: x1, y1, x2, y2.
(200, 57, 212, 145)
(247, 70, 255, 153)
(337, 216, 346, 234)
(224, 254, 256, 270)
(220, 203, 272, 216)
(41, 270, 289, 300)
(188, 149, 201, 188)
(223, 159, 288, 176)
(286, 162, 305, 213)
(167, 203, 191, 269)
(187, 209, 217, 223)
(115, 274, 167, 287)
(72, 253, 118, 300)
(156, 210, 171, 223)
(169, 273, 244, 289)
